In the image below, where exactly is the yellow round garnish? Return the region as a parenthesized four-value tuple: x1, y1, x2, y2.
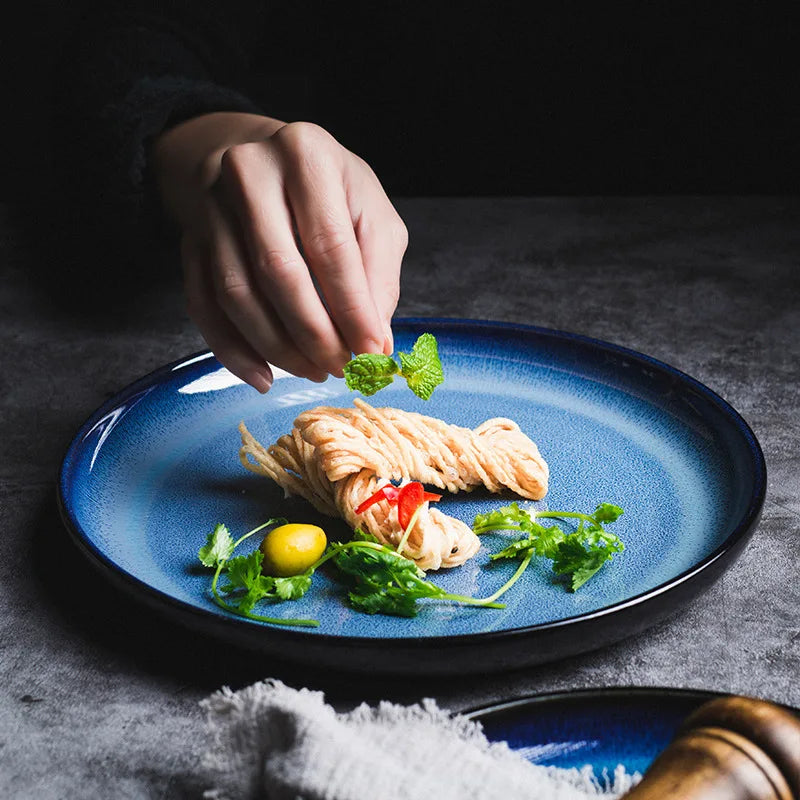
(260, 523, 327, 577)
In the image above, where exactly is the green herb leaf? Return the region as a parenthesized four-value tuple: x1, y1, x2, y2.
(476, 502, 625, 594)
(535, 524, 570, 559)
(490, 536, 539, 561)
(347, 585, 421, 617)
(224, 550, 264, 592)
(343, 333, 444, 400)
(222, 550, 314, 608)
(343, 353, 399, 396)
(327, 534, 497, 617)
(333, 540, 426, 592)
(551, 536, 616, 591)
(592, 503, 625, 524)
(397, 333, 444, 401)
(198, 524, 236, 567)
(473, 502, 533, 535)
(221, 551, 271, 612)
(271, 574, 313, 601)
(489, 523, 566, 561)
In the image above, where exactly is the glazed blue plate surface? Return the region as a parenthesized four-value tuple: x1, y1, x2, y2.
(58, 319, 765, 674)
(468, 688, 747, 778)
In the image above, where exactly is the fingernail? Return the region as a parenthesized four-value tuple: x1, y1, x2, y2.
(251, 371, 273, 394)
(383, 328, 394, 355)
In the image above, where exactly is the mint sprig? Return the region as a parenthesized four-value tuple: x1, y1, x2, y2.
(397, 333, 445, 400)
(342, 353, 398, 396)
(343, 333, 444, 400)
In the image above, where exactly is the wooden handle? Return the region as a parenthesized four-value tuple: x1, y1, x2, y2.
(624, 696, 800, 800)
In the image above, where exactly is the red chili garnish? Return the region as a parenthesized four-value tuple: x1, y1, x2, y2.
(355, 481, 441, 523)
(382, 485, 400, 504)
(355, 484, 400, 514)
(397, 482, 424, 530)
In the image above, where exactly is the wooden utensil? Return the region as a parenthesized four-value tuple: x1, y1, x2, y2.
(624, 695, 800, 799)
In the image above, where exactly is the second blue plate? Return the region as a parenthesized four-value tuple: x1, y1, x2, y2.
(467, 688, 743, 781)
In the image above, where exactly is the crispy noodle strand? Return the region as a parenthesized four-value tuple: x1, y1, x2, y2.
(239, 399, 549, 571)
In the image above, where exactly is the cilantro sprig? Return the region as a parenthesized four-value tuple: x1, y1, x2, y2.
(198, 523, 503, 627)
(199, 520, 319, 626)
(473, 502, 625, 592)
(344, 332, 444, 400)
(331, 530, 505, 617)
(198, 501, 624, 627)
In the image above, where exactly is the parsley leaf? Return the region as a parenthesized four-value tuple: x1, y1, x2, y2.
(198, 524, 235, 567)
(272, 574, 313, 601)
(475, 502, 625, 593)
(551, 536, 619, 591)
(222, 550, 314, 611)
(330, 530, 503, 617)
(222, 550, 276, 613)
(489, 523, 565, 561)
(224, 550, 264, 593)
(473, 502, 534, 535)
(343, 333, 444, 400)
(592, 502, 625, 524)
(198, 518, 319, 628)
(348, 585, 420, 617)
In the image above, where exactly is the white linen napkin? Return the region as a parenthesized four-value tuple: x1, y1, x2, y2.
(200, 679, 639, 800)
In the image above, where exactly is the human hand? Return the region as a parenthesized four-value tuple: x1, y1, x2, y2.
(153, 113, 407, 392)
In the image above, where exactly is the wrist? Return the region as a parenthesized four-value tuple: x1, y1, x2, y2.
(152, 112, 286, 227)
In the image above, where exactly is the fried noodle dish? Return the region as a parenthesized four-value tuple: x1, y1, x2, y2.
(239, 399, 549, 571)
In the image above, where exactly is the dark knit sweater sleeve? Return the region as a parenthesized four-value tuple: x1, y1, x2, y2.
(52, 1, 268, 258)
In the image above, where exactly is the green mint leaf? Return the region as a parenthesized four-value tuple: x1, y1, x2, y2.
(342, 333, 444, 400)
(398, 333, 444, 401)
(343, 353, 398, 396)
(198, 524, 235, 568)
(593, 503, 625, 524)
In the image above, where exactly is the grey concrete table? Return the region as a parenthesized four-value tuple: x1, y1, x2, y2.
(1, 197, 798, 798)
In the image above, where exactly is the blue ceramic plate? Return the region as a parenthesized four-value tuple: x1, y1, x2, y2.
(58, 319, 765, 674)
(467, 688, 737, 779)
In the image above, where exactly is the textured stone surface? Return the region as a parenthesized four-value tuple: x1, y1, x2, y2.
(1, 197, 798, 798)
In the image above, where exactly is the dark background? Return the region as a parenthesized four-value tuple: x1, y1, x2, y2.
(2, 2, 798, 201)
